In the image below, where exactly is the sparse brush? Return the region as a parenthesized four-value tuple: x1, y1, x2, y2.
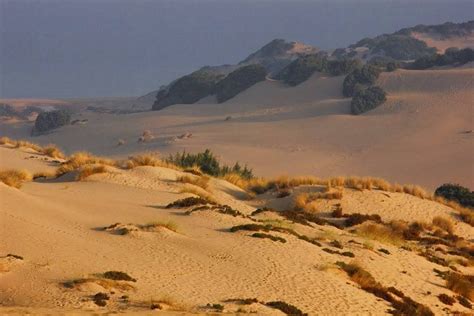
(445, 272, 474, 301)
(432, 216, 454, 234)
(56, 152, 115, 176)
(402, 185, 430, 199)
(102, 271, 137, 282)
(14, 140, 43, 152)
(177, 175, 209, 190)
(356, 222, 405, 246)
(179, 185, 217, 203)
(0, 169, 32, 188)
(266, 301, 307, 316)
(124, 154, 179, 170)
(41, 144, 65, 159)
(76, 165, 107, 181)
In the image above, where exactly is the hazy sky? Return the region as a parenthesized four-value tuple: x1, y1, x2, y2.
(1, 0, 473, 98)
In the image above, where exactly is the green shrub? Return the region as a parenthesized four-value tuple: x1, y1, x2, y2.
(215, 65, 267, 103)
(33, 109, 71, 134)
(343, 65, 382, 97)
(435, 183, 474, 208)
(351, 86, 387, 115)
(152, 69, 224, 110)
(410, 48, 474, 70)
(277, 55, 360, 86)
(166, 149, 253, 179)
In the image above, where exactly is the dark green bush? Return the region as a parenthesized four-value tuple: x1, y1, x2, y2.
(410, 48, 474, 70)
(33, 109, 71, 134)
(166, 149, 253, 179)
(277, 55, 360, 86)
(152, 69, 224, 110)
(435, 183, 474, 208)
(343, 65, 382, 97)
(215, 64, 267, 103)
(351, 86, 387, 115)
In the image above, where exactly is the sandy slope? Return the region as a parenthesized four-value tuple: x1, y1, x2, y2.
(1, 67, 473, 192)
(0, 146, 472, 315)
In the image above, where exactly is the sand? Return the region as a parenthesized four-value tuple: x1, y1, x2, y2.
(1, 66, 472, 190)
(0, 145, 473, 315)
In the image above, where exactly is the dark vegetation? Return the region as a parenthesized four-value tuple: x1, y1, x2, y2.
(152, 69, 224, 110)
(351, 86, 387, 115)
(397, 21, 474, 39)
(33, 109, 71, 134)
(266, 301, 308, 316)
(342, 65, 382, 97)
(437, 294, 455, 306)
(166, 197, 215, 208)
(276, 54, 361, 86)
(214, 64, 267, 103)
(251, 232, 287, 243)
(93, 292, 110, 307)
(435, 183, 474, 208)
(166, 149, 253, 179)
(410, 48, 474, 70)
(102, 271, 136, 282)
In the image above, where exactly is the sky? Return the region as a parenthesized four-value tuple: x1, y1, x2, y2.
(1, 0, 473, 98)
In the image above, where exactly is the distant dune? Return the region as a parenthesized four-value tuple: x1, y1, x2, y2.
(1, 65, 472, 189)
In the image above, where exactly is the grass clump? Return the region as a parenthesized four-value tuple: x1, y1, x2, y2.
(76, 165, 107, 181)
(41, 144, 65, 159)
(177, 175, 209, 189)
(265, 301, 307, 316)
(166, 149, 253, 179)
(0, 169, 32, 188)
(356, 222, 405, 246)
(445, 272, 474, 301)
(432, 216, 454, 234)
(166, 196, 215, 208)
(56, 152, 115, 176)
(140, 221, 178, 233)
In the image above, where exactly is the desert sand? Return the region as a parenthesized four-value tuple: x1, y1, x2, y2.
(1, 66, 472, 190)
(0, 142, 473, 315)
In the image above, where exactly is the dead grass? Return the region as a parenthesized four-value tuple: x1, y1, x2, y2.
(177, 175, 209, 190)
(179, 185, 217, 203)
(432, 216, 454, 234)
(14, 140, 43, 152)
(41, 144, 65, 159)
(65, 277, 135, 291)
(0, 169, 33, 188)
(356, 222, 405, 246)
(76, 165, 108, 181)
(123, 154, 180, 171)
(56, 152, 116, 176)
(445, 273, 474, 301)
(0, 136, 15, 146)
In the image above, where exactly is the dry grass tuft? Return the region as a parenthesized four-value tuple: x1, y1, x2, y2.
(179, 185, 217, 203)
(14, 140, 43, 152)
(124, 154, 180, 170)
(177, 175, 209, 190)
(356, 222, 405, 246)
(432, 216, 454, 234)
(33, 171, 56, 179)
(0, 136, 15, 146)
(41, 144, 65, 159)
(76, 165, 108, 181)
(56, 152, 115, 176)
(0, 169, 32, 188)
(445, 273, 474, 301)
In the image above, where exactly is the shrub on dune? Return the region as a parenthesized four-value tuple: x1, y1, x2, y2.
(0, 169, 33, 188)
(41, 144, 65, 159)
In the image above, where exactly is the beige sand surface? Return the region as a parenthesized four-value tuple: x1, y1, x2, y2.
(0, 146, 472, 315)
(1, 67, 472, 190)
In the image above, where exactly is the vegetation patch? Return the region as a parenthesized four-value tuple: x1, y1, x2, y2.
(0, 169, 32, 188)
(214, 64, 267, 103)
(166, 196, 215, 208)
(265, 301, 308, 316)
(437, 294, 455, 306)
(435, 183, 473, 209)
(102, 271, 137, 282)
(251, 233, 286, 243)
(342, 65, 382, 97)
(351, 86, 387, 115)
(410, 48, 474, 70)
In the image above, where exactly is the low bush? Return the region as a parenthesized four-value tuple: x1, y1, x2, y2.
(251, 233, 287, 243)
(342, 65, 382, 97)
(435, 183, 474, 208)
(214, 64, 267, 103)
(351, 86, 387, 115)
(102, 271, 137, 282)
(438, 294, 455, 305)
(33, 109, 71, 134)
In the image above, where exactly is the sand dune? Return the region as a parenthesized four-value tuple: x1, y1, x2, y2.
(1, 66, 472, 190)
(1, 145, 473, 314)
